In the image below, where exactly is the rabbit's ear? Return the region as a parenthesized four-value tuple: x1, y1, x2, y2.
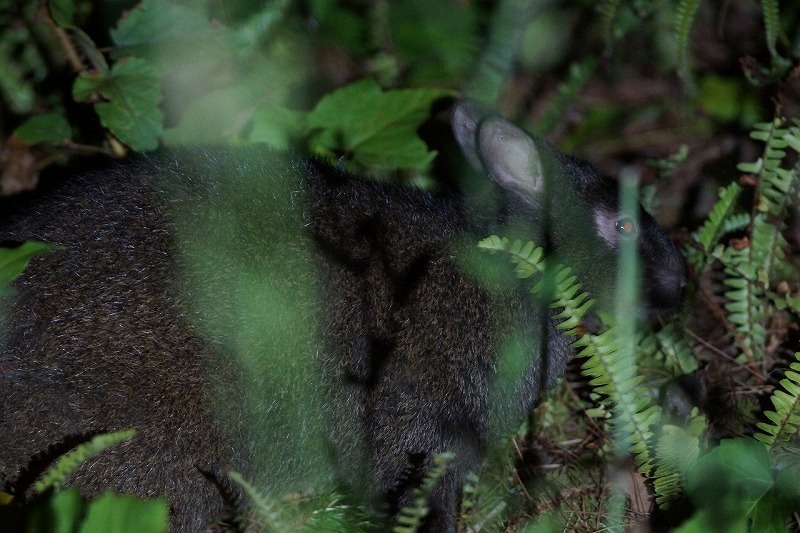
(476, 116, 545, 202)
(451, 100, 493, 171)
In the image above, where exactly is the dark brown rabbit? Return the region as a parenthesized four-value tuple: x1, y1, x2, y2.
(0, 101, 686, 531)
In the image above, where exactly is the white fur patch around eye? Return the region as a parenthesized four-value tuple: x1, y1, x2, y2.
(594, 209, 620, 249)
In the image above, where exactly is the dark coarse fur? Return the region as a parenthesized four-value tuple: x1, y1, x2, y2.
(0, 103, 686, 531)
(0, 154, 255, 531)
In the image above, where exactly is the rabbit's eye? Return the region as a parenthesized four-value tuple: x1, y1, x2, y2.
(616, 217, 637, 236)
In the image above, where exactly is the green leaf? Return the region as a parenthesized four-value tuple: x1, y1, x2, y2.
(82, 492, 168, 532)
(12, 112, 72, 143)
(48, 0, 76, 28)
(27, 489, 168, 533)
(0, 242, 55, 295)
(248, 104, 308, 149)
(308, 78, 452, 170)
(73, 58, 163, 151)
(110, 0, 228, 58)
(682, 438, 796, 533)
(388, 0, 478, 85)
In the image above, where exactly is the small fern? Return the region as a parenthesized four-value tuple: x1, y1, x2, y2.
(534, 58, 596, 136)
(754, 352, 800, 449)
(33, 429, 136, 494)
(651, 409, 706, 507)
(761, 0, 781, 59)
(638, 323, 697, 376)
(393, 452, 455, 533)
(576, 326, 662, 473)
(228, 470, 290, 531)
(688, 181, 742, 270)
(674, 0, 701, 80)
(709, 118, 800, 361)
(738, 119, 797, 218)
(751, 215, 788, 286)
(716, 245, 767, 361)
(479, 236, 660, 476)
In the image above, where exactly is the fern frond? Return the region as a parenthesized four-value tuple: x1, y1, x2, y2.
(755, 353, 800, 449)
(534, 58, 596, 136)
(652, 410, 706, 507)
(33, 429, 136, 494)
(751, 214, 788, 286)
(458, 472, 480, 519)
(228, 470, 290, 532)
(785, 121, 800, 152)
(761, 0, 781, 58)
(674, 0, 700, 79)
(738, 119, 797, 217)
(717, 246, 766, 361)
(638, 324, 698, 376)
(575, 326, 661, 473)
(754, 352, 800, 449)
(394, 452, 455, 533)
(689, 181, 742, 269)
(722, 212, 751, 235)
(480, 236, 660, 476)
(479, 236, 595, 335)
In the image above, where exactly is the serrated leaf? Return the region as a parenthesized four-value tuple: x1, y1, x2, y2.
(308, 78, 453, 169)
(12, 112, 72, 143)
(110, 0, 228, 57)
(73, 58, 163, 151)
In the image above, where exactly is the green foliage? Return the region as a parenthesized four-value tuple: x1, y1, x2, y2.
(739, 119, 799, 218)
(652, 410, 706, 507)
(72, 57, 163, 151)
(307, 79, 453, 169)
(393, 452, 455, 533)
(762, 0, 781, 58)
(689, 181, 742, 265)
(0, 429, 167, 532)
(674, 0, 700, 78)
(678, 438, 798, 533)
(755, 352, 800, 449)
(532, 58, 596, 136)
(478, 236, 661, 478)
(717, 244, 768, 360)
(229, 470, 290, 531)
(602, 0, 624, 44)
(26, 489, 168, 533)
(0, 241, 56, 296)
(697, 74, 762, 125)
(12, 112, 72, 143)
(638, 323, 698, 376)
(4, 0, 461, 174)
(33, 429, 137, 494)
(690, 118, 800, 361)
